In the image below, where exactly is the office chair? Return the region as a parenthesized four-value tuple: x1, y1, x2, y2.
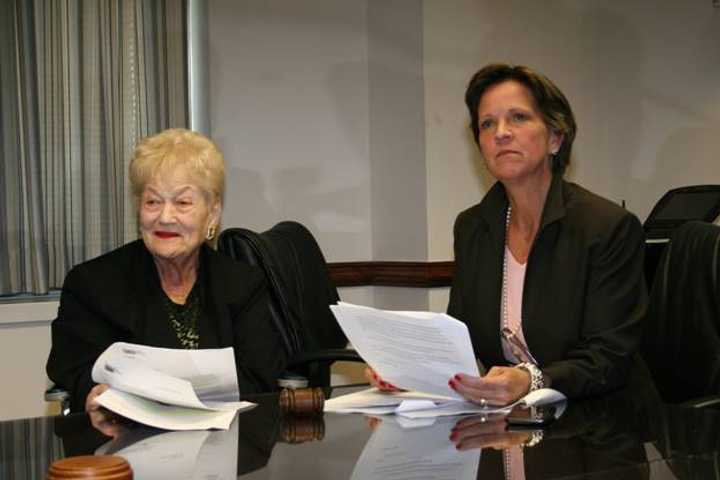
(643, 185, 720, 287)
(45, 384, 71, 416)
(218, 221, 364, 387)
(641, 221, 720, 407)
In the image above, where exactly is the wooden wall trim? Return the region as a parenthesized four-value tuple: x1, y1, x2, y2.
(328, 261, 454, 288)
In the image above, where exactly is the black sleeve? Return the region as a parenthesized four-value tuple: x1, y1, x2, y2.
(543, 212, 648, 398)
(447, 211, 469, 322)
(46, 267, 124, 412)
(231, 282, 286, 395)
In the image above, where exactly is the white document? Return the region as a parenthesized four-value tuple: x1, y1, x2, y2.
(350, 415, 480, 480)
(93, 342, 240, 406)
(330, 302, 480, 399)
(397, 388, 567, 419)
(95, 389, 253, 431)
(96, 415, 239, 479)
(92, 342, 255, 430)
(325, 387, 566, 419)
(325, 388, 457, 415)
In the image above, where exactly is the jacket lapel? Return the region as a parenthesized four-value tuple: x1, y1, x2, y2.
(522, 175, 568, 363)
(537, 174, 567, 236)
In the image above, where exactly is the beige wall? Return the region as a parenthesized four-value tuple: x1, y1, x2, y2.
(208, 0, 373, 263)
(0, 302, 58, 420)
(208, 0, 431, 311)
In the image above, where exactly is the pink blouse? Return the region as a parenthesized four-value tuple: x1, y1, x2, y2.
(501, 246, 533, 364)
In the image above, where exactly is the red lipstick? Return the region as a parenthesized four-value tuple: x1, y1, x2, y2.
(155, 231, 180, 239)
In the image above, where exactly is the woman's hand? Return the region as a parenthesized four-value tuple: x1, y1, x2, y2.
(364, 367, 401, 392)
(450, 414, 532, 450)
(85, 383, 110, 412)
(449, 366, 531, 406)
(85, 384, 125, 438)
(88, 408, 126, 438)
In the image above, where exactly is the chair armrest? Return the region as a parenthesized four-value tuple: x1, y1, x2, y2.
(287, 348, 364, 369)
(45, 385, 70, 403)
(45, 384, 72, 416)
(681, 395, 720, 409)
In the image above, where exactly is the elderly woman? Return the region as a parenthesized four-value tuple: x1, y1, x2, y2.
(47, 128, 285, 413)
(368, 64, 647, 405)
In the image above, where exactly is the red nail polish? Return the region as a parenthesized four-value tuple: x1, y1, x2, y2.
(448, 379, 455, 388)
(454, 374, 461, 381)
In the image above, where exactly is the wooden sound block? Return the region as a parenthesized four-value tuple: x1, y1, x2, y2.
(279, 387, 325, 415)
(47, 455, 132, 479)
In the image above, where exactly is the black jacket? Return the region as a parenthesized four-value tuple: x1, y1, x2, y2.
(47, 240, 286, 411)
(448, 175, 647, 398)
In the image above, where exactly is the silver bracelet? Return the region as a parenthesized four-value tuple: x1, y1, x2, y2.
(523, 430, 544, 448)
(516, 362, 544, 392)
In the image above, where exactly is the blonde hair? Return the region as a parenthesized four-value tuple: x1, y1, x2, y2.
(129, 128, 225, 206)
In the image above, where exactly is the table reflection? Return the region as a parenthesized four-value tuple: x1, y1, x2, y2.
(96, 421, 239, 479)
(5, 382, 720, 479)
(472, 388, 653, 480)
(54, 392, 284, 477)
(351, 415, 481, 479)
(349, 378, 662, 480)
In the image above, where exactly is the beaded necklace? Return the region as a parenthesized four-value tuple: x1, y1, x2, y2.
(502, 204, 512, 334)
(163, 284, 201, 349)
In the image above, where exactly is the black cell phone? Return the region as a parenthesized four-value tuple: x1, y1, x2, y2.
(506, 405, 556, 428)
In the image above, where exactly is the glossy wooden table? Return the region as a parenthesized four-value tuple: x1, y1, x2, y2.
(3, 383, 720, 479)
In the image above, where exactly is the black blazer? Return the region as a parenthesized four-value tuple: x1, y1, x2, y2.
(448, 175, 648, 398)
(46, 240, 286, 411)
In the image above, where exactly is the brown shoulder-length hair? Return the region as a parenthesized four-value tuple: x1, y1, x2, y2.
(465, 63, 577, 175)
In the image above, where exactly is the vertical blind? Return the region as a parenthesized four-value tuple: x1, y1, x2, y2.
(0, 416, 63, 479)
(0, 0, 188, 295)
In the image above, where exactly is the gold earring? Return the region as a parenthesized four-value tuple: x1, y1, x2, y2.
(206, 225, 217, 240)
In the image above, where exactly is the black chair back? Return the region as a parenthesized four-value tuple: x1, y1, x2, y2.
(643, 185, 720, 287)
(218, 222, 354, 385)
(641, 221, 720, 404)
(643, 185, 720, 240)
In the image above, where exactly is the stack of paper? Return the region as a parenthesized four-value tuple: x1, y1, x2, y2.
(328, 302, 567, 418)
(325, 387, 566, 419)
(92, 342, 255, 430)
(330, 302, 480, 398)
